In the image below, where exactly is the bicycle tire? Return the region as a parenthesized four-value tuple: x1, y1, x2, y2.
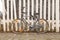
(11, 19, 26, 33)
(37, 19, 49, 32)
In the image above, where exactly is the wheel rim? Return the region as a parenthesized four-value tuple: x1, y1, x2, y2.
(11, 19, 26, 32)
(38, 19, 49, 32)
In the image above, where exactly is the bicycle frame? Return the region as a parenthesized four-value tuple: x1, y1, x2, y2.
(11, 15, 49, 33)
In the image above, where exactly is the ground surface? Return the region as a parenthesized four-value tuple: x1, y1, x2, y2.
(0, 32, 60, 40)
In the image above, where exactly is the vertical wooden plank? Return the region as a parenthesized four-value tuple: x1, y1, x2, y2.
(13, 0, 17, 31)
(36, 0, 38, 13)
(19, 0, 21, 19)
(27, 0, 30, 31)
(23, 0, 26, 30)
(52, 0, 54, 31)
(11, 0, 13, 31)
(2, 0, 6, 32)
(7, 0, 9, 20)
(31, 0, 34, 25)
(11, 0, 13, 20)
(7, 0, 9, 31)
(44, 0, 46, 31)
(31, 0, 34, 17)
(40, 0, 42, 19)
(14, 0, 17, 19)
(48, 0, 50, 31)
(19, 0, 21, 31)
(56, 0, 59, 32)
(23, 0, 26, 12)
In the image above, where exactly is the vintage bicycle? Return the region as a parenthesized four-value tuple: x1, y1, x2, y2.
(11, 15, 49, 33)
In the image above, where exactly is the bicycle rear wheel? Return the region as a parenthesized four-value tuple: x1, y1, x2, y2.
(38, 19, 49, 32)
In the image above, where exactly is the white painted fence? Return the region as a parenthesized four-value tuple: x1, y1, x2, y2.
(1, 0, 60, 32)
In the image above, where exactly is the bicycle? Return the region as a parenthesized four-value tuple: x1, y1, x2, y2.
(11, 15, 49, 33)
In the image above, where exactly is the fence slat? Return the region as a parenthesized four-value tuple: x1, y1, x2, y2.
(19, 0, 21, 19)
(44, 0, 46, 31)
(23, 0, 26, 30)
(31, 0, 34, 17)
(23, 0, 26, 12)
(52, 0, 54, 31)
(14, 0, 17, 19)
(27, 0, 30, 31)
(48, 0, 50, 31)
(13, 0, 18, 31)
(2, 0, 6, 32)
(11, 0, 13, 31)
(36, 0, 38, 13)
(7, 0, 9, 31)
(11, 0, 13, 20)
(40, 0, 42, 19)
(56, 0, 59, 32)
(19, 0, 21, 31)
(31, 0, 34, 25)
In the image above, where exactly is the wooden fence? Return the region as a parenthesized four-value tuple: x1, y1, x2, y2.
(1, 0, 60, 32)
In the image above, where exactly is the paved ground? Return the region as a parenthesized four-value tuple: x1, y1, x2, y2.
(0, 32, 60, 40)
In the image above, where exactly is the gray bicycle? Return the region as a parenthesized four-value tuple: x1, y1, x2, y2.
(11, 16, 49, 33)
